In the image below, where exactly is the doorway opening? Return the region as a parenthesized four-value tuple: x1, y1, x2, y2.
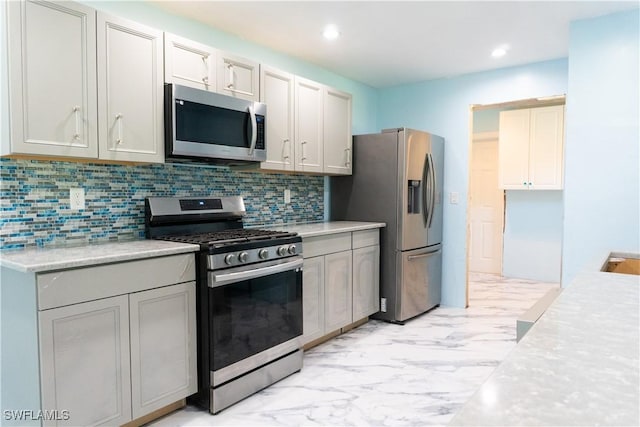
(466, 96, 565, 307)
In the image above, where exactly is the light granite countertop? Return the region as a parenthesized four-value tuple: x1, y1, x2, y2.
(0, 240, 200, 273)
(449, 260, 640, 426)
(259, 220, 385, 238)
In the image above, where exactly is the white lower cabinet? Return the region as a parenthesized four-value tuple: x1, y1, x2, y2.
(352, 245, 380, 321)
(35, 254, 197, 426)
(39, 295, 132, 427)
(302, 256, 325, 344)
(129, 282, 197, 419)
(324, 250, 353, 333)
(301, 229, 380, 347)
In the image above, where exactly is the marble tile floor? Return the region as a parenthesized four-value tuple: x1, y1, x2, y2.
(149, 273, 558, 427)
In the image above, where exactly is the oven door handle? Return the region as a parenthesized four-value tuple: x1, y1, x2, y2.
(208, 256, 303, 288)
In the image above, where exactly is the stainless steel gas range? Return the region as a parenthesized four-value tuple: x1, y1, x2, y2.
(145, 196, 303, 414)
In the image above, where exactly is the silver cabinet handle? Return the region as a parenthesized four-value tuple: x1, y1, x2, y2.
(208, 256, 303, 288)
(301, 140, 307, 161)
(248, 105, 257, 154)
(345, 147, 351, 166)
(73, 106, 80, 140)
(283, 139, 290, 161)
(115, 114, 123, 145)
(226, 63, 234, 89)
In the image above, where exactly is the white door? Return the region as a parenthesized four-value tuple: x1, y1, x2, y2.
(164, 32, 216, 91)
(323, 87, 352, 175)
(97, 13, 164, 163)
(259, 65, 295, 171)
(216, 51, 259, 101)
(352, 245, 380, 320)
(38, 295, 132, 427)
(7, 0, 98, 158)
(324, 250, 353, 332)
(295, 76, 323, 173)
(498, 109, 530, 189)
(301, 256, 325, 345)
(469, 136, 504, 274)
(529, 105, 565, 189)
(129, 282, 197, 419)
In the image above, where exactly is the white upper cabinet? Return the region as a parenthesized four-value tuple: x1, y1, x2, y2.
(529, 106, 565, 189)
(295, 76, 324, 173)
(217, 51, 259, 101)
(499, 105, 565, 190)
(97, 13, 164, 163)
(6, 0, 98, 158)
(164, 32, 216, 91)
(259, 65, 295, 171)
(323, 87, 352, 175)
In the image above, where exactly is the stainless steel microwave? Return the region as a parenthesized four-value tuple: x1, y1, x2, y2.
(164, 84, 266, 164)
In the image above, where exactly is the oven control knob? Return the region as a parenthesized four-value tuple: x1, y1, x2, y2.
(238, 252, 249, 263)
(224, 254, 236, 265)
(258, 249, 269, 259)
(287, 244, 297, 255)
(277, 246, 287, 256)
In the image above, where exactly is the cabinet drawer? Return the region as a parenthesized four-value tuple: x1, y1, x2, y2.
(303, 233, 351, 258)
(37, 254, 195, 310)
(352, 229, 379, 249)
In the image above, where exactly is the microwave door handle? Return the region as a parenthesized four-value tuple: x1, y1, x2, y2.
(248, 105, 257, 155)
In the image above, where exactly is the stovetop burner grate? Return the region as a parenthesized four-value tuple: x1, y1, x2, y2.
(157, 228, 296, 246)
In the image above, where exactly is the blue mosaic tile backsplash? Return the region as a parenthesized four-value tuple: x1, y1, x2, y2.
(0, 159, 324, 250)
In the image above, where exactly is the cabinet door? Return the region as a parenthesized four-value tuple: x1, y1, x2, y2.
(7, 0, 98, 158)
(259, 65, 295, 171)
(97, 13, 164, 163)
(301, 256, 325, 345)
(529, 105, 564, 189)
(295, 77, 324, 173)
(324, 250, 353, 332)
(352, 245, 380, 320)
(164, 32, 216, 91)
(216, 52, 259, 101)
(39, 295, 131, 427)
(498, 109, 530, 189)
(323, 87, 352, 175)
(129, 282, 197, 419)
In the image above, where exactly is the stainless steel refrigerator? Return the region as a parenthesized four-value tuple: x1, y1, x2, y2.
(330, 128, 444, 323)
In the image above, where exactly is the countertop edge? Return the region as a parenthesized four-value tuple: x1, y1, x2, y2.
(0, 243, 200, 273)
(260, 221, 386, 238)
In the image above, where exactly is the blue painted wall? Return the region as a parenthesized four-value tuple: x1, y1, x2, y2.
(563, 9, 640, 282)
(378, 59, 568, 307)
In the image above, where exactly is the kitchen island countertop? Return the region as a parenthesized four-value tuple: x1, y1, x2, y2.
(259, 221, 385, 238)
(449, 255, 639, 426)
(0, 240, 200, 273)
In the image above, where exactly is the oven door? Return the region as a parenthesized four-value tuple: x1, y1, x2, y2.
(207, 256, 303, 386)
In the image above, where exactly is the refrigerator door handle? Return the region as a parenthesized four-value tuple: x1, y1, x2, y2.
(422, 153, 430, 226)
(407, 248, 441, 261)
(428, 153, 436, 228)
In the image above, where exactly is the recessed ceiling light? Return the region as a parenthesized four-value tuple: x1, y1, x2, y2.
(323, 24, 340, 40)
(491, 45, 509, 58)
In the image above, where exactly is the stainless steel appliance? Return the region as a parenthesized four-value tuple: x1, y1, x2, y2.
(145, 196, 303, 414)
(164, 84, 267, 164)
(331, 128, 444, 323)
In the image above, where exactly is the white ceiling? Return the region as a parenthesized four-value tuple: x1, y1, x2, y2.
(149, 1, 638, 88)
